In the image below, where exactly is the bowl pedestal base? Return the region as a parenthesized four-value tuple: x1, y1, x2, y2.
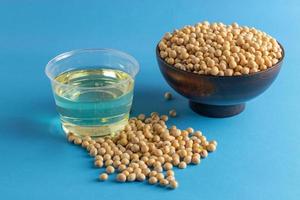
(189, 101, 245, 118)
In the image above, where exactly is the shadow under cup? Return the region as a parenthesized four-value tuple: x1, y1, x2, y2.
(45, 49, 139, 137)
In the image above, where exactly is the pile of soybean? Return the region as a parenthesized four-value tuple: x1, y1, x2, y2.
(158, 21, 283, 76)
(68, 112, 217, 189)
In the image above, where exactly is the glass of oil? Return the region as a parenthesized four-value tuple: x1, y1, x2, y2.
(45, 49, 139, 138)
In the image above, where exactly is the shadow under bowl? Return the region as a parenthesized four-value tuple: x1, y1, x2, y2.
(156, 44, 285, 118)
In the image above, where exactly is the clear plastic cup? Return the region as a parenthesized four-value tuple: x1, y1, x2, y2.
(45, 49, 139, 137)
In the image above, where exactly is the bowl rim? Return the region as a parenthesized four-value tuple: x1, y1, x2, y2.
(156, 42, 285, 78)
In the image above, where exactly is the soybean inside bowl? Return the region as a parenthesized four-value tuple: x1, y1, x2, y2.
(156, 44, 284, 118)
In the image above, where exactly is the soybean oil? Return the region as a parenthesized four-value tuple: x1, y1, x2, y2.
(53, 68, 134, 137)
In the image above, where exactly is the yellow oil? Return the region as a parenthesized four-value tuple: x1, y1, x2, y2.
(53, 68, 134, 137)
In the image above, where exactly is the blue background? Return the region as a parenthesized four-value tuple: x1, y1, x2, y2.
(0, 0, 299, 199)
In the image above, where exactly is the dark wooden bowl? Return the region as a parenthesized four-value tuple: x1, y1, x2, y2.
(156, 44, 284, 118)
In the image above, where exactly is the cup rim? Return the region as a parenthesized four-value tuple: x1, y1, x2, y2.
(45, 48, 139, 89)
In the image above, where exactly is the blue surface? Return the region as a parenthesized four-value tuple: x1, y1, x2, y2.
(0, 0, 299, 199)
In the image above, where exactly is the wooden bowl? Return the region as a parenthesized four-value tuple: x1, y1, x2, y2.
(156, 44, 285, 118)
